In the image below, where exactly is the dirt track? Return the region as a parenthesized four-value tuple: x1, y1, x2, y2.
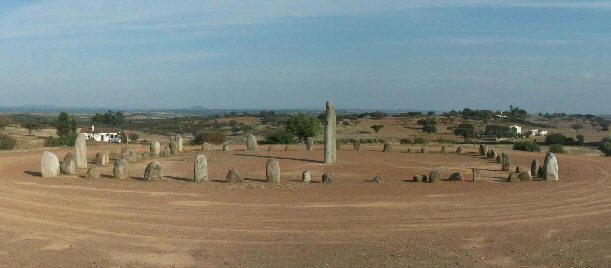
(0, 144, 609, 267)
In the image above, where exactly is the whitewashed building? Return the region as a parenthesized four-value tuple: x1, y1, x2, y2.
(81, 126, 121, 143)
(510, 125, 522, 135)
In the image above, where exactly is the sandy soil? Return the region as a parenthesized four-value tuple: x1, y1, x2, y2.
(0, 143, 609, 267)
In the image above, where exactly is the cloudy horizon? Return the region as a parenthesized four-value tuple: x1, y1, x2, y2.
(0, 1, 610, 114)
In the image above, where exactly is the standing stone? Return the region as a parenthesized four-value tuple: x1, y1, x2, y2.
(538, 166, 544, 178)
(322, 173, 334, 184)
(324, 101, 337, 164)
(531, 160, 541, 177)
(449, 172, 463, 181)
(383, 142, 393, 152)
(369, 176, 385, 183)
(226, 169, 242, 183)
(518, 172, 532, 181)
(164, 146, 170, 156)
(246, 134, 258, 151)
(95, 152, 108, 166)
(429, 170, 441, 183)
(413, 175, 424, 183)
(353, 140, 361, 151)
(267, 145, 273, 152)
(441, 146, 448, 153)
(202, 142, 210, 151)
(223, 143, 231, 152)
(87, 165, 100, 179)
(516, 166, 526, 174)
(150, 141, 160, 157)
(176, 135, 184, 153)
(407, 148, 414, 153)
(456, 145, 464, 154)
(543, 152, 559, 181)
(121, 146, 139, 162)
(496, 155, 501, 163)
(479, 144, 486, 156)
(113, 159, 129, 180)
(508, 173, 520, 183)
(61, 153, 78, 175)
(194, 155, 208, 183)
(169, 141, 178, 155)
(284, 145, 289, 152)
(41, 151, 61, 178)
(501, 153, 512, 171)
(266, 159, 281, 183)
(301, 170, 311, 183)
(75, 133, 87, 168)
(490, 149, 498, 160)
(143, 162, 163, 181)
(472, 169, 481, 182)
(421, 148, 427, 153)
(306, 137, 314, 151)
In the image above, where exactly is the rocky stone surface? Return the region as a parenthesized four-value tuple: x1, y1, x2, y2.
(41, 151, 61, 178)
(324, 101, 337, 164)
(75, 133, 88, 168)
(194, 155, 208, 183)
(226, 169, 242, 183)
(144, 162, 163, 181)
(266, 159, 281, 183)
(113, 159, 129, 180)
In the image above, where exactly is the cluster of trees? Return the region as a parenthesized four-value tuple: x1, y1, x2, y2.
(600, 137, 611, 156)
(417, 118, 437, 134)
(264, 112, 322, 144)
(91, 110, 125, 126)
(453, 123, 475, 140)
(0, 116, 16, 150)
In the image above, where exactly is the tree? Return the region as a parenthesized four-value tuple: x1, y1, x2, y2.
(128, 132, 140, 142)
(576, 134, 585, 146)
(285, 113, 321, 142)
(571, 123, 584, 133)
(91, 110, 125, 126)
(119, 129, 127, 144)
(417, 118, 437, 134)
(0, 134, 17, 150)
(46, 112, 78, 147)
(22, 121, 42, 136)
(600, 137, 611, 156)
(0, 116, 11, 131)
(453, 123, 475, 140)
(422, 124, 437, 134)
(371, 125, 384, 134)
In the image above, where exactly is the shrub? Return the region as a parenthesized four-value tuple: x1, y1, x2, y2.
(513, 140, 541, 152)
(128, 132, 140, 142)
(45, 131, 78, 147)
(421, 124, 437, 134)
(285, 112, 321, 142)
(549, 144, 565, 154)
(576, 134, 585, 146)
(264, 129, 296, 144)
(371, 125, 384, 134)
(193, 130, 227, 144)
(600, 137, 611, 156)
(399, 138, 412, 144)
(0, 134, 17, 150)
(545, 133, 574, 145)
(414, 137, 428, 144)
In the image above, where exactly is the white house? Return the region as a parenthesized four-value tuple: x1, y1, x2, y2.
(510, 125, 522, 135)
(81, 126, 121, 143)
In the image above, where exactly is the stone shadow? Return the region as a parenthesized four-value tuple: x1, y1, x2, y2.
(24, 171, 42, 177)
(233, 153, 323, 164)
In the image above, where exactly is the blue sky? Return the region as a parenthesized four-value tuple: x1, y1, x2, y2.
(0, 1, 610, 113)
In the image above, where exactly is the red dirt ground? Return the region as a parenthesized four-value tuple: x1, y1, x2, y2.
(0, 143, 609, 267)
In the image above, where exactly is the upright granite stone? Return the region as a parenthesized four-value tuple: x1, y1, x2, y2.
(87, 165, 100, 179)
(41, 151, 61, 178)
(456, 145, 464, 154)
(518, 172, 532, 181)
(421, 148, 427, 153)
(353, 140, 361, 151)
(121, 146, 138, 162)
(176, 135, 184, 153)
(413, 175, 424, 183)
(150, 141, 160, 157)
(266, 159, 281, 183)
(496, 155, 501, 163)
(246, 134, 258, 151)
(508, 173, 520, 183)
(95, 152, 108, 166)
(441, 146, 448, 153)
(531, 159, 541, 177)
(324, 101, 337, 164)
(75, 133, 87, 168)
(501, 153, 512, 171)
(226, 169, 242, 183)
(223, 143, 231, 152)
(61, 153, 78, 175)
(472, 169, 481, 182)
(301, 170, 311, 183)
(194, 155, 208, 183)
(113, 159, 129, 180)
(543, 152, 559, 181)
(479, 144, 486, 156)
(449, 172, 463, 181)
(169, 141, 178, 155)
(143, 162, 163, 181)
(306, 137, 314, 151)
(322, 173, 334, 184)
(429, 170, 441, 183)
(267, 145, 273, 152)
(383, 142, 393, 152)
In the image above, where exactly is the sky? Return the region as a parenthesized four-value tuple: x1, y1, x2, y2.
(0, 0, 610, 114)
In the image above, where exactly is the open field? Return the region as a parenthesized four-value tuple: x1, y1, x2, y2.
(0, 143, 609, 267)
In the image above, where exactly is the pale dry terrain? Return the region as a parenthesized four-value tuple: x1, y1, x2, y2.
(0, 143, 609, 267)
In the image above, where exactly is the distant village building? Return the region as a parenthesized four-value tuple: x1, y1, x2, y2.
(510, 125, 522, 135)
(81, 126, 121, 143)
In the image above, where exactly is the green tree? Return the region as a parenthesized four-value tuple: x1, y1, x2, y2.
(22, 121, 42, 136)
(600, 137, 611, 156)
(0, 115, 11, 131)
(128, 132, 140, 142)
(570, 123, 584, 133)
(371, 125, 384, 134)
(422, 124, 437, 134)
(46, 112, 78, 146)
(119, 130, 128, 144)
(453, 123, 475, 140)
(576, 134, 585, 146)
(285, 113, 321, 142)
